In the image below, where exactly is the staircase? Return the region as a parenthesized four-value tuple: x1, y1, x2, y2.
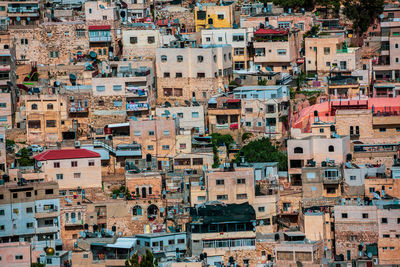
(93, 140, 116, 154)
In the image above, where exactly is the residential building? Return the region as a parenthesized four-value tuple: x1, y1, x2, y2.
(0, 242, 31, 267)
(7, 0, 40, 26)
(125, 171, 162, 199)
(194, 3, 236, 32)
(0, 127, 5, 173)
(201, 28, 253, 70)
(156, 105, 205, 134)
(33, 149, 102, 190)
(135, 232, 187, 258)
(305, 35, 362, 77)
(156, 41, 232, 105)
(253, 27, 300, 73)
(122, 28, 161, 59)
(189, 202, 257, 266)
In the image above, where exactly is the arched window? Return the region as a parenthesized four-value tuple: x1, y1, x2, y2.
(208, 18, 213, 25)
(47, 104, 53, 110)
(294, 147, 303, 154)
(177, 55, 183, 62)
(161, 55, 167, 62)
(132, 205, 142, 216)
(328, 145, 335, 152)
(197, 56, 204, 63)
(355, 126, 360, 135)
(31, 104, 38, 110)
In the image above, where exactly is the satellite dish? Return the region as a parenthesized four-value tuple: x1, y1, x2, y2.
(252, 221, 256, 226)
(379, 14, 384, 19)
(99, 4, 105, 9)
(373, 192, 381, 200)
(79, 231, 86, 238)
(259, 220, 264, 225)
(37, 161, 42, 168)
(164, 110, 171, 115)
(16, 16, 20, 22)
(164, 101, 172, 107)
(367, 252, 373, 258)
(152, 24, 155, 30)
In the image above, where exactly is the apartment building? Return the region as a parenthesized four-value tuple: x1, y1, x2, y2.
(0, 182, 63, 260)
(130, 117, 177, 168)
(23, 94, 70, 144)
(125, 0, 150, 20)
(33, 149, 102, 190)
(208, 93, 242, 136)
(0, 127, 5, 173)
(287, 135, 350, 185)
(233, 85, 290, 139)
(155, 105, 205, 134)
(0, 242, 31, 267)
(377, 206, 400, 265)
(125, 171, 162, 199)
(156, 41, 232, 105)
(7, 0, 40, 26)
(136, 232, 187, 258)
(201, 28, 253, 70)
(305, 35, 362, 77)
(122, 28, 161, 59)
(343, 164, 386, 198)
(253, 27, 300, 73)
(189, 202, 257, 266)
(194, 3, 236, 32)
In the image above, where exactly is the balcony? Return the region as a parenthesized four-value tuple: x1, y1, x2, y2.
(126, 102, 149, 111)
(89, 36, 112, 43)
(65, 218, 82, 227)
(68, 106, 89, 116)
(323, 176, 341, 184)
(215, 123, 229, 130)
(36, 225, 58, 234)
(126, 87, 148, 98)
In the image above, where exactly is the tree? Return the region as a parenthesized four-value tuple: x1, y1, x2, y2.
(125, 250, 158, 267)
(31, 263, 46, 267)
(343, 0, 384, 37)
(17, 148, 34, 166)
(234, 138, 287, 171)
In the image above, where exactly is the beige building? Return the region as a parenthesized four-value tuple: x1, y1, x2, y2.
(305, 35, 362, 76)
(155, 105, 205, 134)
(156, 42, 232, 105)
(0, 93, 13, 128)
(23, 94, 70, 144)
(122, 28, 162, 59)
(253, 28, 300, 73)
(34, 149, 102, 190)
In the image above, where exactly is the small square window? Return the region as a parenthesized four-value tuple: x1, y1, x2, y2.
(362, 213, 368, 219)
(381, 218, 388, 224)
(148, 131, 155, 136)
(71, 161, 78, 167)
(147, 145, 154, 150)
(74, 173, 81, 178)
(342, 213, 348, 218)
(54, 162, 60, 168)
(88, 160, 95, 166)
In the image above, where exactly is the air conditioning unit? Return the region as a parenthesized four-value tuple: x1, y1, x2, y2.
(75, 141, 81, 148)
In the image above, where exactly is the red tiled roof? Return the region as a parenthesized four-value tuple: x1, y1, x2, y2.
(226, 99, 241, 103)
(88, 25, 111, 30)
(254, 28, 289, 35)
(34, 149, 100, 161)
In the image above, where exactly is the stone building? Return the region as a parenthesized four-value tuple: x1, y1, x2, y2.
(156, 41, 232, 105)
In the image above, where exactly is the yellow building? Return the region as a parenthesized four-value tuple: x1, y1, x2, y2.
(195, 3, 235, 32)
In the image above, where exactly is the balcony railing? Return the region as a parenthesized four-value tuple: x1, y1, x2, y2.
(323, 176, 341, 184)
(89, 36, 112, 42)
(126, 102, 149, 111)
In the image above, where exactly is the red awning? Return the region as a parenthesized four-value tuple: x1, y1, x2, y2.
(88, 25, 111, 30)
(226, 99, 241, 103)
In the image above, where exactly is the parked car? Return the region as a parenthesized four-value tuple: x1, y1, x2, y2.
(28, 145, 44, 153)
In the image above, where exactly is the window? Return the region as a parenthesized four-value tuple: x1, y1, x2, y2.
(26, 222, 33, 228)
(15, 255, 23, 260)
(174, 88, 183, 96)
(383, 234, 390, 238)
(31, 104, 38, 110)
(326, 62, 331, 67)
(234, 48, 245, 55)
(130, 37, 137, 44)
(49, 51, 59, 58)
(197, 56, 204, 62)
(147, 36, 155, 44)
(197, 196, 206, 201)
(398, 218, 400, 224)
(178, 239, 185, 244)
(379, 128, 386, 132)
(163, 130, 170, 136)
(397, 44, 399, 49)
(206, 37, 211, 42)
(76, 29, 85, 37)
(179, 143, 186, 149)
(217, 195, 228, 200)
(26, 191, 31, 198)
(218, 14, 224, 20)
(89, 160, 95, 166)
(237, 193, 247, 199)
(147, 145, 154, 150)
(71, 161, 78, 167)
(113, 101, 123, 107)
(277, 49, 287, 55)
(320, 128, 324, 133)
(96, 86, 105, 92)
(350, 176, 356, 181)
(362, 213, 368, 218)
(192, 112, 199, 118)
(163, 72, 170, 78)
(381, 218, 388, 224)
(0, 103, 6, 108)
(45, 189, 54, 195)
(175, 72, 182, 78)
(162, 145, 170, 150)
(103, 16, 107, 20)
(161, 55, 167, 62)
(134, 131, 141, 136)
(21, 39, 28, 45)
(237, 178, 246, 184)
(177, 55, 183, 62)
(98, 100, 104, 106)
(328, 145, 334, 152)
(46, 120, 56, 128)
(53, 162, 60, 168)
(148, 131, 155, 136)
(13, 193, 17, 199)
(294, 147, 303, 154)
(0, 225, 4, 231)
(324, 47, 330, 55)
(197, 72, 205, 78)
(113, 85, 122, 91)
(233, 34, 244, 41)
(342, 213, 348, 218)
(168, 239, 175, 245)
(0, 210, 3, 216)
(258, 207, 265, 212)
(369, 187, 375, 193)
(47, 104, 53, 110)
(74, 173, 81, 178)
(56, 174, 63, 180)
(216, 179, 224, 185)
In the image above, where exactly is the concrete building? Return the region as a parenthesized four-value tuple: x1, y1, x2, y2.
(156, 105, 205, 134)
(343, 164, 386, 198)
(253, 28, 300, 73)
(33, 149, 102, 190)
(287, 135, 351, 185)
(125, 171, 162, 199)
(201, 28, 253, 70)
(305, 35, 362, 77)
(122, 28, 161, 59)
(135, 232, 187, 258)
(7, 0, 40, 26)
(0, 242, 31, 267)
(194, 3, 236, 32)
(156, 41, 232, 105)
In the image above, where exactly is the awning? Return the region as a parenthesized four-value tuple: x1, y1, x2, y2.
(107, 122, 130, 128)
(0, 66, 10, 72)
(88, 25, 111, 30)
(226, 99, 241, 103)
(106, 238, 136, 249)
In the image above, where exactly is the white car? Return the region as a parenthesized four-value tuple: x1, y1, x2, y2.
(28, 145, 44, 153)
